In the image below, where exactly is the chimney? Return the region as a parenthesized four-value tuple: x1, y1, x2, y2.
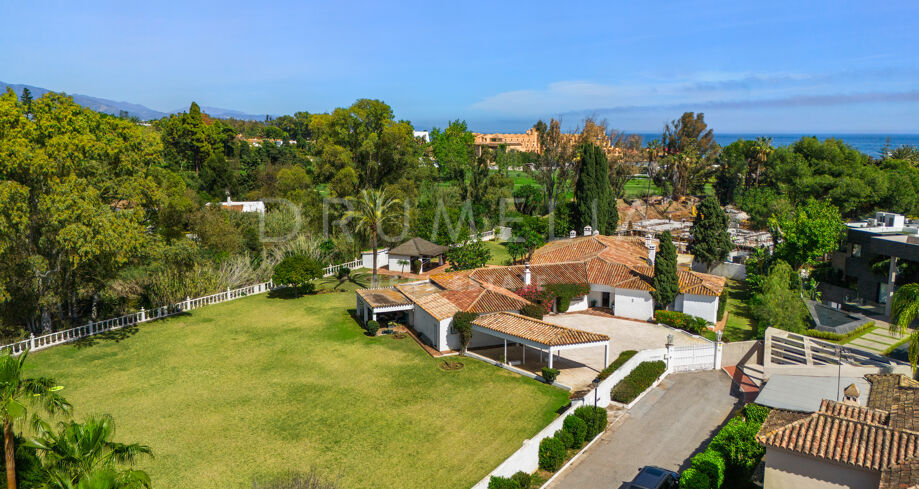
(646, 234, 657, 266)
(569, 230, 576, 239)
(843, 383, 860, 405)
(524, 262, 531, 286)
(583, 225, 592, 237)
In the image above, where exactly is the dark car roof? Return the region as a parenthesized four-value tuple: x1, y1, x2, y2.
(630, 466, 676, 489)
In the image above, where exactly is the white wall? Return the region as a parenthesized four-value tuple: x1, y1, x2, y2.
(388, 255, 412, 273)
(763, 448, 880, 489)
(566, 295, 589, 312)
(679, 294, 719, 323)
(361, 249, 389, 269)
(412, 306, 443, 350)
(588, 284, 616, 309)
(613, 288, 654, 320)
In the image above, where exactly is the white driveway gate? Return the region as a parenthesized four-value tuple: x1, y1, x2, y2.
(670, 344, 716, 372)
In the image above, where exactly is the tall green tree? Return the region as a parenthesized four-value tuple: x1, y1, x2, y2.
(18, 89, 31, 114)
(530, 119, 577, 215)
(430, 120, 474, 184)
(651, 231, 679, 309)
(573, 143, 618, 234)
(752, 261, 808, 336)
(27, 415, 151, 489)
(658, 112, 720, 198)
(769, 199, 844, 269)
(344, 189, 404, 287)
(889, 284, 919, 372)
(689, 196, 733, 271)
(0, 350, 72, 489)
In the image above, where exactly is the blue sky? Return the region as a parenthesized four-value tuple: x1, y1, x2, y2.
(2, 0, 917, 133)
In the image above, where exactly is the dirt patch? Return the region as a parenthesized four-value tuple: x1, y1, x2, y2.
(439, 360, 465, 371)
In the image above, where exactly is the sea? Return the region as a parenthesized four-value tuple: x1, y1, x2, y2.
(633, 133, 919, 157)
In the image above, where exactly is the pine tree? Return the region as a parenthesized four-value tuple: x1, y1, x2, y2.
(689, 196, 733, 270)
(574, 144, 618, 234)
(20, 87, 32, 113)
(651, 231, 679, 309)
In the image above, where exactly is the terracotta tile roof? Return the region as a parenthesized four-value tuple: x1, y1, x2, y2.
(678, 270, 726, 296)
(757, 400, 918, 472)
(356, 288, 413, 308)
(529, 236, 610, 264)
(472, 312, 609, 347)
(414, 293, 461, 321)
(867, 374, 919, 432)
(395, 281, 443, 301)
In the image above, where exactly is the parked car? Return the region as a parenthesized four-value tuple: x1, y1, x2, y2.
(627, 466, 679, 489)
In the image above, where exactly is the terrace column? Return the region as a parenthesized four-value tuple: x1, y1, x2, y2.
(503, 338, 507, 364)
(548, 347, 554, 369)
(885, 256, 898, 318)
(604, 343, 609, 367)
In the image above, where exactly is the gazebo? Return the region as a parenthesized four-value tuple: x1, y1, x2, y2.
(387, 237, 448, 273)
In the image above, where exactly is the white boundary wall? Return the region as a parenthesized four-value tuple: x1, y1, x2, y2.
(0, 281, 274, 356)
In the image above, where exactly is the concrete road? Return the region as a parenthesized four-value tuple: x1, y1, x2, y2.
(548, 370, 740, 489)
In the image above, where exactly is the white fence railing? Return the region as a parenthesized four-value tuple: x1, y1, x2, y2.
(0, 281, 274, 356)
(323, 259, 363, 277)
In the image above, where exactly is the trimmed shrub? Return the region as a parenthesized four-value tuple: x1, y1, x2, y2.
(538, 436, 565, 472)
(541, 367, 560, 384)
(272, 254, 323, 295)
(366, 320, 380, 336)
(678, 467, 711, 489)
(510, 471, 531, 489)
(452, 311, 478, 353)
(690, 449, 726, 488)
(709, 418, 765, 483)
(554, 429, 574, 449)
(743, 403, 771, 425)
(596, 350, 638, 381)
(655, 310, 710, 335)
(562, 415, 588, 449)
(488, 476, 520, 489)
(803, 321, 874, 342)
(520, 303, 545, 320)
(610, 361, 667, 404)
(573, 405, 607, 440)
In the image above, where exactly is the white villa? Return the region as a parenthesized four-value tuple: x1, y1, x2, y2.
(355, 233, 726, 356)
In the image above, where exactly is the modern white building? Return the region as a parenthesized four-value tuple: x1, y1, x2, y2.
(218, 196, 265, 214)
(356, 233, 726, 352)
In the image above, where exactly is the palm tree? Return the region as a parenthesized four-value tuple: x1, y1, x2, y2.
(0, 349, 71, 489)
(27, 414, 152, 489)
(749, 137, 773, 187)
(344, 189, 403, 288)
(890, 283, 919, 372)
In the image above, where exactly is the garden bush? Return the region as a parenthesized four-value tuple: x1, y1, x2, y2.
(365, 320, 380, 336)
(610, 361, 667, 404)
(272, 254, 323, 296)
(562, 415, 588, 449)
(541, 367, 560, 384)
(336, 266, 351, 280)
(654, 310, 710, 335)
(802, 322, 873, 342)
(678, 467, 711, 489)
(520, 303, 545, 320)
(452, 311, 478, 353)
(510, 471, 530, 489)
(709, 418, 765, 483)
(743, 403, 771, 425)
(717, 287, 728, 321)
(573, 405, 607, 440)
(538, 436, 566, 472)
(546, 283, 590, 313)
(554, 429, 574, 449)
(690, 449, 726, 488)
(596, 350, 638, 381)
(488, 476, 520, 489)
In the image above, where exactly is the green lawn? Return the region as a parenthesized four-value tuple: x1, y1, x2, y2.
(623, 176, 661, 200)
(483, 240, 513, 266)
(27, 286, 567, 489)
(722, 279, 757, 342)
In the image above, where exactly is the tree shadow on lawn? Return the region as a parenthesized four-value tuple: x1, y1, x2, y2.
(72, 323, 143, 349)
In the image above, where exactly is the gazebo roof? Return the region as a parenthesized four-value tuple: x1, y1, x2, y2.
(388, 237, 448, 257)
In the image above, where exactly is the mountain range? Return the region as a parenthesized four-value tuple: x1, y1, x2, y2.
(0, 81, 268, 121)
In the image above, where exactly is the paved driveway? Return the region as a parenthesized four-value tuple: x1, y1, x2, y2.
(539, 313, 710, 388)
(547, 370, 740, 489)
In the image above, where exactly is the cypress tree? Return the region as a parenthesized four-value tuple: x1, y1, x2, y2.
(689, 196, 733, 271)
(574, 144, 618, 234)
(651, 231, 679, 309)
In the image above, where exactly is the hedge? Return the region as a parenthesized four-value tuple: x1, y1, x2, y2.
(538, 436, 566, 472)
(610, 360, 667, 404)
(690, 449, 725, 488)
(803, 322, 874, 342)
(717, 287, 728, 322)
(655, 310, 710, 335)
(678, 467, 711, 489)
(573, 405, 607, 440)
(709, 417, 765, 484)
(596, 350, 637, 381)
(743, 403, 770, 425)
(488, 476, 520, 489)
(562, 415, 588, 449)
(510, 471, 530, 489)
(554, 429, 574, 449)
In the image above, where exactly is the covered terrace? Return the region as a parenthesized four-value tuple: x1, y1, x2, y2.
(470, 312, 611, 388)
(355, 288, 413, 325)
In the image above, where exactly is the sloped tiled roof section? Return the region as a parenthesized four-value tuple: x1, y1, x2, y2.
(388, 237, 448, 257)
(867, 374, 919, 432)
(356, 288, 413, 308)
(757, 399, 919, 472)
(472, 312, 609, 347)
(678, 270, 727, 296)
